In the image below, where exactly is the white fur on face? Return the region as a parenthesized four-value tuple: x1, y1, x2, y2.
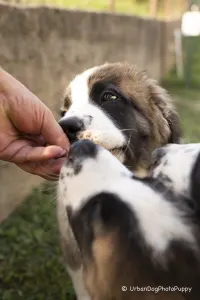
(152, 143, 200, 198)
(70, 67, 98, 106)
(58, 144, 196, 255)
(60, 66, 126, 163)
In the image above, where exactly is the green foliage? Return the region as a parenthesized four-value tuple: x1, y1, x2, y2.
(163, 36, 200, 142)
(10, 0, 168, 17)
(0, 184, 75, 300)
(18, 0, 150, 16)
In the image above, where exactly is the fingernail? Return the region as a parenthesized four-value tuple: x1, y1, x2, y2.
(55, 149, 67, 159)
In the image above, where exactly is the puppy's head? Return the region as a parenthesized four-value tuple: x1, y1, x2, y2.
(59, 62, 181, 172)
(151, 144, 200, 202)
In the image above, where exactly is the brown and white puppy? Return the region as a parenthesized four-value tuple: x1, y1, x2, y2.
(58, 62, 180, 174)
(58, 140, 200, 300)
(57, 62, 181, 299)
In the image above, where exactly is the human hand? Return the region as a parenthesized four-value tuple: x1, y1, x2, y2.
(0, 69, 69, 180)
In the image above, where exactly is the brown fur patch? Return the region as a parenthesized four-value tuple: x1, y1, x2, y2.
(83, 226, 186, 300)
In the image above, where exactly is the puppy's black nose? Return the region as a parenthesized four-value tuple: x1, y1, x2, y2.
(68, 140, 98, 162)
(58, 117, 83, 143)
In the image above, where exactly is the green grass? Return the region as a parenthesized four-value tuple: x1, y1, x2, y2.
(163, 36, 200, 142)
(11, 0, 181, 18)
(10, 0, 150, 16)
(163, 37, 200, 89)
(0, 183, 75, 300)
(0, 31, 200, 300)
(170, 87, 200, 142)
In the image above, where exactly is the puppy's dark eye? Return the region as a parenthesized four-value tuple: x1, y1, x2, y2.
(101, 92, 118, 103)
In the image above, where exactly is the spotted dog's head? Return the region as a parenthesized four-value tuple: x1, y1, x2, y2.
(58, 140, 200, 300)
(58, 139, 133, 212)
(59, 62, 181, 172)
(151, 143, 200, 204)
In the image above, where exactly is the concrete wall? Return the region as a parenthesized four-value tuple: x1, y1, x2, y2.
(0, 3, 180, 222)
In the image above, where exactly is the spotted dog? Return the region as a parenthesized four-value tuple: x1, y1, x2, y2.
(58, 140, 200, 300)
(57, 62, 181, 299)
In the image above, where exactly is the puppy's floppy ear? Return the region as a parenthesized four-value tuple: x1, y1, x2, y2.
(148, 79, 182, 144)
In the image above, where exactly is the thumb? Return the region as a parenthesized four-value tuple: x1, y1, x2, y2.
(0, 139, 67, 164)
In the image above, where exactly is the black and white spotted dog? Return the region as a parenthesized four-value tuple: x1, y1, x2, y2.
(57, 62, 181, 300)
(58, 140, 200, 300)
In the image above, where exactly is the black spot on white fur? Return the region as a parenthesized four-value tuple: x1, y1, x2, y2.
(152, 144, 200, 215)
(67, 139, 97, 165)
(60, 173, 64, 180)
(65, 140, 98, 177)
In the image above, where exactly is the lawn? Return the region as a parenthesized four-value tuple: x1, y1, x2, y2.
(0, 39, 200, 300)
(163, 36, 200, 142)
(11, 0, 181, 18)
(0, 183, 75, 300)
(30, 0, 150, 16)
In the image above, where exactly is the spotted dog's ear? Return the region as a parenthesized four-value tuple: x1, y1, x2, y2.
(148, 79, 182, 144)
